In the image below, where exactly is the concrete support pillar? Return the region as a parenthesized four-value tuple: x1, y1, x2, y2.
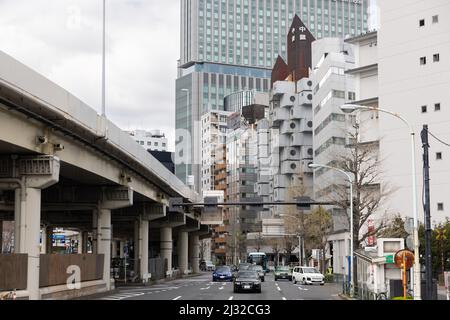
(160, 227, 172, 276)
(92, 210, 98, 254)
(139, 219, 149, 280)
(178, 231, 189, 274)
(119, 240, 125, 258)
(189, 234, 200, 274)
(134, 220, 140, 275)
(97, 208, 112, 290)
(82, 231, 89, 254)
(77, 231, 83, 254)
(111, 240, 118, 258)
(15, 188, 42, 300)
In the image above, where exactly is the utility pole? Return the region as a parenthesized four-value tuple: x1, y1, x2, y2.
(421, 125, 433, 299)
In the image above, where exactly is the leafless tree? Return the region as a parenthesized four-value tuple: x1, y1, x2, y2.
(303, 206, 333, 273)
(320, 119, 395, 290)
(268, 237, 282, 267)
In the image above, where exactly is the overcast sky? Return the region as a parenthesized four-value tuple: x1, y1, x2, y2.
(0, 0, 180, 151)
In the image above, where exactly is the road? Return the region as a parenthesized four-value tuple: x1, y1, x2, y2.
(91, 272, 342, 301)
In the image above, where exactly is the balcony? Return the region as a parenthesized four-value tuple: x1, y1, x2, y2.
(215, 172, 227, 181)
(239, 172, 257, 181)
(239, 185, 255, 193)
(214, 225, 228, 233)
(214, 237, 227, 244)
(214, 248, 226, 255)
(214, 163, 226, 172)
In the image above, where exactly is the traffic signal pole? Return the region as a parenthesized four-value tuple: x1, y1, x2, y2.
(421, 125, 433, 300)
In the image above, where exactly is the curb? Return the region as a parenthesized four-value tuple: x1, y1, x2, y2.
(338, 293, 355, 300)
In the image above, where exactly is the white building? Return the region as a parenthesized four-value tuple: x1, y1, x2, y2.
(128, 130, 168, 152)
(311, 34, 381, 279)
(200, 110, 232, 194)
(378, 0, 450, 224)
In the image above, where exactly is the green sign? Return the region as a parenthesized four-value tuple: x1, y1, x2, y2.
(385, 255, 394, 264)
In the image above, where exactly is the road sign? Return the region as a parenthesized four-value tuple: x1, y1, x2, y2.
(394, 249, 414, 270)
(385, 254, 394, 264)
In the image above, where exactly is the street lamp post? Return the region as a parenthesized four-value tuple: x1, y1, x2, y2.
(340, 104, 421, 300)
(309, 163, 354, 297)
(101, 0, 106, 117)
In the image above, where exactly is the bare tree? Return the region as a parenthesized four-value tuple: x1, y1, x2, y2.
(323, 120, 394, 292)
(303, 206, 333, 273)
(283, 235, 297, 264)
(268, 237, 282, 267)
(331, 121, 392, 250)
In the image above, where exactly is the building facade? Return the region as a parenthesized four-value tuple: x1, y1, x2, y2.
(128, 130, 168, 152)
(378, 0, 450, 224)
(176, 0, 372, 192)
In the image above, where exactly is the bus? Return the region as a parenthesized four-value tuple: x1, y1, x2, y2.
(247, 252, 268, 273)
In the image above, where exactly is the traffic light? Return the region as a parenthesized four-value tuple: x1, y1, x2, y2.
(296, 196, 312, 210)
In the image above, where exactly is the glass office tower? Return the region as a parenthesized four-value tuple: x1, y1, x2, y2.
(176, 0, 371, 191)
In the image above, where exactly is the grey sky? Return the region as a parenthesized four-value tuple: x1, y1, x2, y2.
(0, 0, 180, 151)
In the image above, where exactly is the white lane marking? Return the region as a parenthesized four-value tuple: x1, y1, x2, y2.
(282, 297, 287, 300)
(99, 292, 145, 300)
(200, 286, 210, 290)
(277, 287, 281, 291)
(228, 296, 234, 300)
(219, 286, 224, 290)
(173, 296, 182, 300)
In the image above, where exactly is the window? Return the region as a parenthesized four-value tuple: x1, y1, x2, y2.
(147, 142, 151, 146)
(419, 19, 425, 27)
(435, 103, 441, 111)
(162, 143, 166, 147)
(432, 15, 438, 24)
(140, 141, 144, 145)
(420, 56, 426, 65)
(437, 203, 444, 211)
(155, 142, 159, 146)
(421, 105, 427, 113)
(436, 152, 442, 160)
(433, 53, 440, 62)
(348, 92, 356, 101)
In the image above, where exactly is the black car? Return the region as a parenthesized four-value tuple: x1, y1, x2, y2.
(233, 271, 262, 293)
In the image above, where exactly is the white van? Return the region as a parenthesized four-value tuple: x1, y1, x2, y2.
(292, 266, 325, 285)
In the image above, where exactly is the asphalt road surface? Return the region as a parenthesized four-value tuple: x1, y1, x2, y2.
(92, 272, 342, 301)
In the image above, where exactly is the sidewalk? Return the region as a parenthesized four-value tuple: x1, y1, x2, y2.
(438, 286, 448, 300)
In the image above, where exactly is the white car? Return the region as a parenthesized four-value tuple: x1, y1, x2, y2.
(292, 266, 325, 285)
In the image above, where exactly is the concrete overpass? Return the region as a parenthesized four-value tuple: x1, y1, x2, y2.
(0, 50, 211, 300)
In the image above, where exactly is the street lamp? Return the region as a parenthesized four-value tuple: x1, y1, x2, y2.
(309, 163, 354, 297)
(181, 88, 190, 185)
(340, 104, 421, 300)
(101, 0, 106, 117)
